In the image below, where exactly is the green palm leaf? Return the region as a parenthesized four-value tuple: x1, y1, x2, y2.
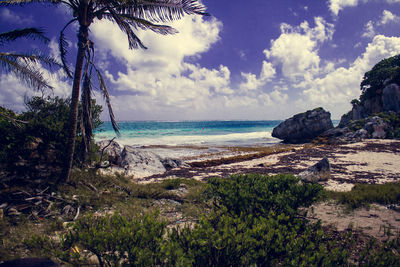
(0, 52, 53, 90)
(0, 28, 49, 45)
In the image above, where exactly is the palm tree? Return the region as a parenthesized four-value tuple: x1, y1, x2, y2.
(1, 0, 209, 184)
(0, 27, 59, 124)
(0, 27, 57, 91)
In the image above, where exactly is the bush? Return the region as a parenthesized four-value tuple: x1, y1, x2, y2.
(0, 96, 102, 183)
(328, 183, 400, 209)
(23, 173, 400, 266)
(205, 173, 323, 218)
(168, 174, 349, 266)
(64, 212, 167, 266)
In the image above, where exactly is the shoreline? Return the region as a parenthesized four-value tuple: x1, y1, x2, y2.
(129, 139, 400, 192)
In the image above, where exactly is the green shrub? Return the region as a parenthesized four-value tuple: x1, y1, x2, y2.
(205, 173, 323, 218)
(64, 212, 167, 266)
(359, 234, 400, 266)
(328, 183, 400, 209)
(0, 96, 103, 182)
(167, 174, 348, 266)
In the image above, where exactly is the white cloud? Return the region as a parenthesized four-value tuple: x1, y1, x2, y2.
(90, 16, 244, 119)
(362, 21, 376, 38)
(264, 17, 334, 79)
(0, 8, 34, 25)
(379, 10, 400, 24)
(0, 63, 71, 112)
(328, 0, 359, 16)
(299, 35, 400, 118)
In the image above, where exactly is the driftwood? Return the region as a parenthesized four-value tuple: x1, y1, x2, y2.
(95, 137, 116, 169)
(0, 187, 80, 221)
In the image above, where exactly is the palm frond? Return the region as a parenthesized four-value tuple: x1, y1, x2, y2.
(105, 6, 147, 49)
(116, 13, 178, 35)
(1, 51, 61, 68)
(116, 0, 209, 23)
(59, 19, 76, 78)
(95, 66, 120, 136)
(0, 27, 49, 45)
(0, 52, 53, 90)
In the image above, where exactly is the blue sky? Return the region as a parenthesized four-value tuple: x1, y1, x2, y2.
(1, 0, 400, 120)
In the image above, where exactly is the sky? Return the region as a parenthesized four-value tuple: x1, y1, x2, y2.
(1, 0, 400, 121)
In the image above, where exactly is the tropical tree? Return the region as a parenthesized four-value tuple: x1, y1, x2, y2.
(0, 27, 60, 124)
(0, 27, 57, 91)
(1, 0, 209, 184)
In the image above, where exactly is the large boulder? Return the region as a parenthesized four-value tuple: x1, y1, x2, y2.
(272, 107, 334, 143)
(339, 82, 400, 127)
(97, 140, 123, 165)
(298, 158, 331, 183)
(383, 83, 400, 113)
(120, 145, 166, 177)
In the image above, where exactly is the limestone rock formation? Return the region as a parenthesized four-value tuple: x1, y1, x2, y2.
(298, 158, 331, 183)
(97, 139, 123, 165)
(97, 141, 187, 178)
(120, 145, 166, 177)
(272, 107, 334, 143)
(339, 82, 400, 127)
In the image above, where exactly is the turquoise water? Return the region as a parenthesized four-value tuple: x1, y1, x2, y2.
(95, 120, 282, 147)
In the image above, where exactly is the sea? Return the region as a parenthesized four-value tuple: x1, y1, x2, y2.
(94, 120, 283, 159)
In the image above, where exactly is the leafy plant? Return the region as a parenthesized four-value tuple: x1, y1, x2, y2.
(0, 96, 103, 183)
(360, 54, 400, 101)
(327, 182, 400, 209)
(205, 173, 323, 218)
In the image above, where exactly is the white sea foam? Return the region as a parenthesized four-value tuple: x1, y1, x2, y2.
(96, 131, 277, 147)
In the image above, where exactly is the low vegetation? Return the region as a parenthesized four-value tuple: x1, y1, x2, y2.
(2, 172, 400, 265)
(327, 182, 400, 209)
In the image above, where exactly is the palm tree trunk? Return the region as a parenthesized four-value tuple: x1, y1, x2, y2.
(58, 25, 88, 185)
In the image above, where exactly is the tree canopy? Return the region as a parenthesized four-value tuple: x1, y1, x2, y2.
(360, 54, 400, 101)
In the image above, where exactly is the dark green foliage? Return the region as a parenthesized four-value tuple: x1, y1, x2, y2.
(359, 235, 400, 266)
(375, 112, 400, 138)
(360, 54, 400, 101)
(205, 173, 323, 217)
(327, 183, 400, 209)
(167, 174, 350, 266)
(0, 96, 102, 183)
(63, 213, 167, 266)
(17, 173, 400, 266)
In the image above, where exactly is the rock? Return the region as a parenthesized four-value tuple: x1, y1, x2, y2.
(339, 83, 400, 127)
(98, 141, 188, 178)
(97, 140, 123, 165)
(161, 158, 189, 170)
(298, 158, 331, 183)
(120, 146, 166, 177)
(272, 107, 334, 143)
(383, 83, 400, 112)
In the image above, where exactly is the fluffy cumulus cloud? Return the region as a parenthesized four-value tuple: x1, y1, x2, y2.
(91, 15, 290, 120)
(362, 21, 376, 38)
(299, 35, 400, 118)
(328, 0, 360, 16)
(379, 10, 400, 24)
(362, 10, 400, 39)
(0, 63, 71, 112)
(264, 17, 334, 80)
(90, 16, 236, 119)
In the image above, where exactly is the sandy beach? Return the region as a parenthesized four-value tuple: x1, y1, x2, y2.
(139, 139, 400, 191)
